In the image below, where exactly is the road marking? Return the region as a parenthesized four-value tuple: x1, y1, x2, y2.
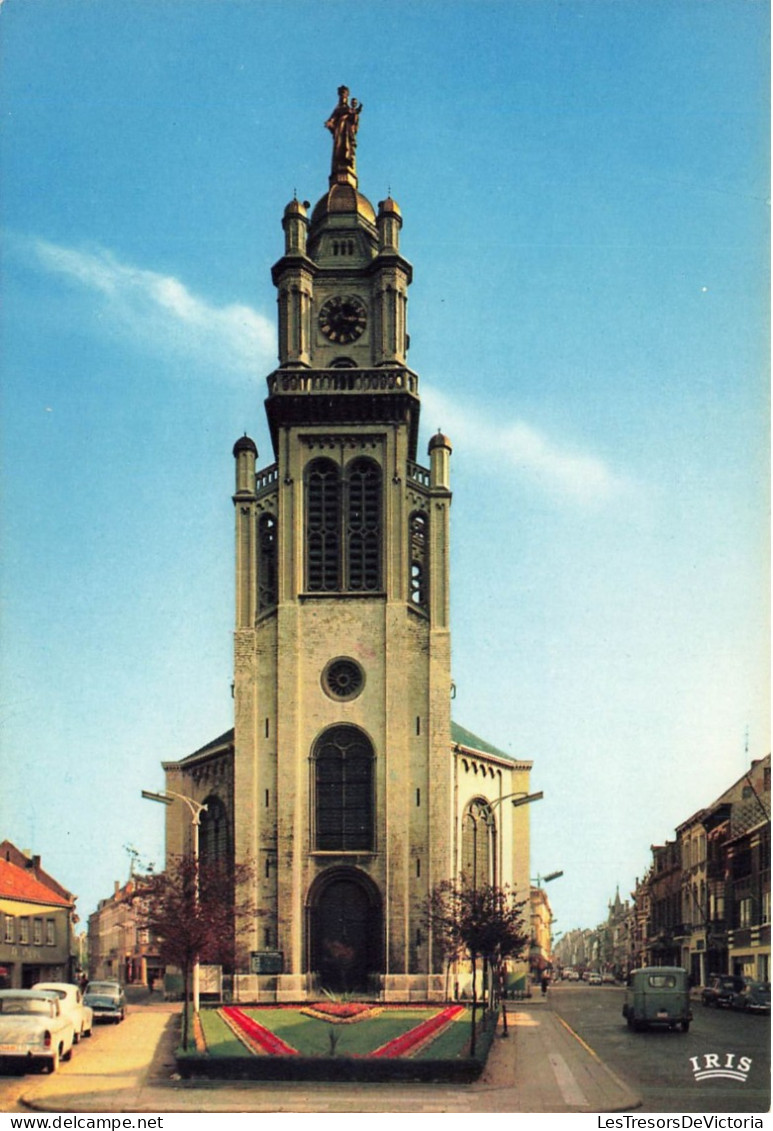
(549, 1052, 589, 1108)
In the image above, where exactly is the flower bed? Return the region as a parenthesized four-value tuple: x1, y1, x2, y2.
(221, 1006, 298, 1055)
(300, 1002, 383, 1023)
(176, 1004, 488, 1082)
(370, 1005, 464, 1058)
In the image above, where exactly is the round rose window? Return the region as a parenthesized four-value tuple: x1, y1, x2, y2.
(322, 657, 365, 701)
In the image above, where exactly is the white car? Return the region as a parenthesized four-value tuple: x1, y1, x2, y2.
(32, 982, 93, 1043)
(0, 989, 75, 1073)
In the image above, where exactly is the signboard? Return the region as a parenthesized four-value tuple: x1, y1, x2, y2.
(199, 965, 223, 995)
(250, 950, 284, 975)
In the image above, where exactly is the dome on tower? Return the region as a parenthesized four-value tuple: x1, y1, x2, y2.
(378, 196, 401, 218)
(310, 182, 377, 229)
(428, 430, 453, 453)
(232, 434, 257, 457)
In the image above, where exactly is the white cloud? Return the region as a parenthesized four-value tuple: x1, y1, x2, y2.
(31, 239, 276, 378)
(422, 383, 625, 506)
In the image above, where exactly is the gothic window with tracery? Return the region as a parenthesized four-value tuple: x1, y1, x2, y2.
(346, 458, 381, 591)
(200, 795, 230, 866)
(306, 458, 341, 591)
(305, 456, 382, 593)
(314, 725, 374, 851)
(409, 510, 428, 610)
(258, 513, 278, 611)
(461, 798, 496, 887)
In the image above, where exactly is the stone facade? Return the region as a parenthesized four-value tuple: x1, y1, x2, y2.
(163, 93, 533, 1002)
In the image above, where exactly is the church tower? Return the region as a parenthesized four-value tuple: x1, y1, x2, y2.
(232, 88, 453, 1001)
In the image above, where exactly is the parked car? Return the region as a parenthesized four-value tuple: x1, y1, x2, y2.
(602, 973, 617, 984)
(83, 981, 126, 1023)
(0, 988, 75, 1073)
(701, 974, 746, 1009)
(623, 966, 692, 1032)
(32, 982, 93, 1042)
(730, 979, 770, 1014)
(588, 972, 602, 985)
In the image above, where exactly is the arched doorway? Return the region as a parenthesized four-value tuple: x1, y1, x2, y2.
(308, 869, 382, 994)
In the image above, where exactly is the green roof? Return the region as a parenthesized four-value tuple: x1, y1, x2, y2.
(451, 721, 516, 762)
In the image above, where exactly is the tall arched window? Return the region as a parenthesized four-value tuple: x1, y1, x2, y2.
(258, 513, 278, 611)
(306, 458, 341, 591)
(305, 456, 382, 593)
(314, 726, 374, 851)
(199, 795, 230, 867)
(409, 510, 428, 610)
(346, 458, 381, 591)
(461, 799, 496, 888)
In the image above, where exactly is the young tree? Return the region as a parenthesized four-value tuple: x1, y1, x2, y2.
(426, 880, 528, 1055)
(135, 855, 255, 1050)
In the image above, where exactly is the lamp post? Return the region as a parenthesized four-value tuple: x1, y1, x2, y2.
(480, 791, 544, 889)
(141, 789, 208, 1017)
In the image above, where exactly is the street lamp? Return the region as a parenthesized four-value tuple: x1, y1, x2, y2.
(480, 791, 544, 887)
(532, 870, 564, 886)
(141, 789, 208, 1016)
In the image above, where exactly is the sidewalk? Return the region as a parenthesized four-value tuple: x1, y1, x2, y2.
(18, 995, 642, 1115)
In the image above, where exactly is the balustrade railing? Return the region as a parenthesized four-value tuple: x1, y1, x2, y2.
(267, 368, 419, 396)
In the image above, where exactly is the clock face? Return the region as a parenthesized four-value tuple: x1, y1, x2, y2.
(318, 295, 367, 343)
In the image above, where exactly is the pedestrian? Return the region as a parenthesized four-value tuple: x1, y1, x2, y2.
(541, 972, 549, 996)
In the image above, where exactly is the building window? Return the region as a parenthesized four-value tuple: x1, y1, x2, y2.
(345, 459, 381, 591)
(314, 725, 374, 851)
(307, 458, 341, 592)
(200, 795, 230, 866)
(4, 916, 13, 944)
(45, 919, 55, 946)
(32, 918, 42, 946)
(19, 917, 29, 945)
(737, 897, 753, 929)
(258, 514, 278, 611)
(305, 457, 382, 593)
(461, 799, 496, 888)
(322, 657, 365, 701)
(409, 511, 428, 610)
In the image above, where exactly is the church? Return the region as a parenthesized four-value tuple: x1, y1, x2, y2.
(162, 89, 535, 1003)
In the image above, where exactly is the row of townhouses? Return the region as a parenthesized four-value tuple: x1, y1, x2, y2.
(0, 840, 80, 989)
(554, 755, 770, 986)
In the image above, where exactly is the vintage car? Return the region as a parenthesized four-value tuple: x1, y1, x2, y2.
(32, 982, 93, 1042)
(730, 979, 770, 1014)
(623, 966, 692, 1032)
(83, 980, 126, 1023)
(701, 974, 746, 1009)
(0, 988, 75, 1073)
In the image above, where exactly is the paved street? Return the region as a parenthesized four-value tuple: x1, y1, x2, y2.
(550, 983, 771, 1114)
(0, 995, 640, 1115)
(4, 988, 767, 1115)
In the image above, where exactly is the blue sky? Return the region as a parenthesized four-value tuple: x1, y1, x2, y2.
(1, 0, 769, 942)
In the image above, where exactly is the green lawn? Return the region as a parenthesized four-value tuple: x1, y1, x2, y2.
(202, 1007, 473, 1059)
(199, 1009, 255, 1057)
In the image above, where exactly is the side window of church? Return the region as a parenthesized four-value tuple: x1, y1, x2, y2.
(409, 511, 428, 610)
(258, 514, 278, 611)
(461, 799, 495, 888)
(305, 457, 382, 592)
(200, 795, 230, 865)
(314, 725, 374, 851)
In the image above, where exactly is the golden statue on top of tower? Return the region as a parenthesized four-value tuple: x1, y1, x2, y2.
(325, 86, 362, 183)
